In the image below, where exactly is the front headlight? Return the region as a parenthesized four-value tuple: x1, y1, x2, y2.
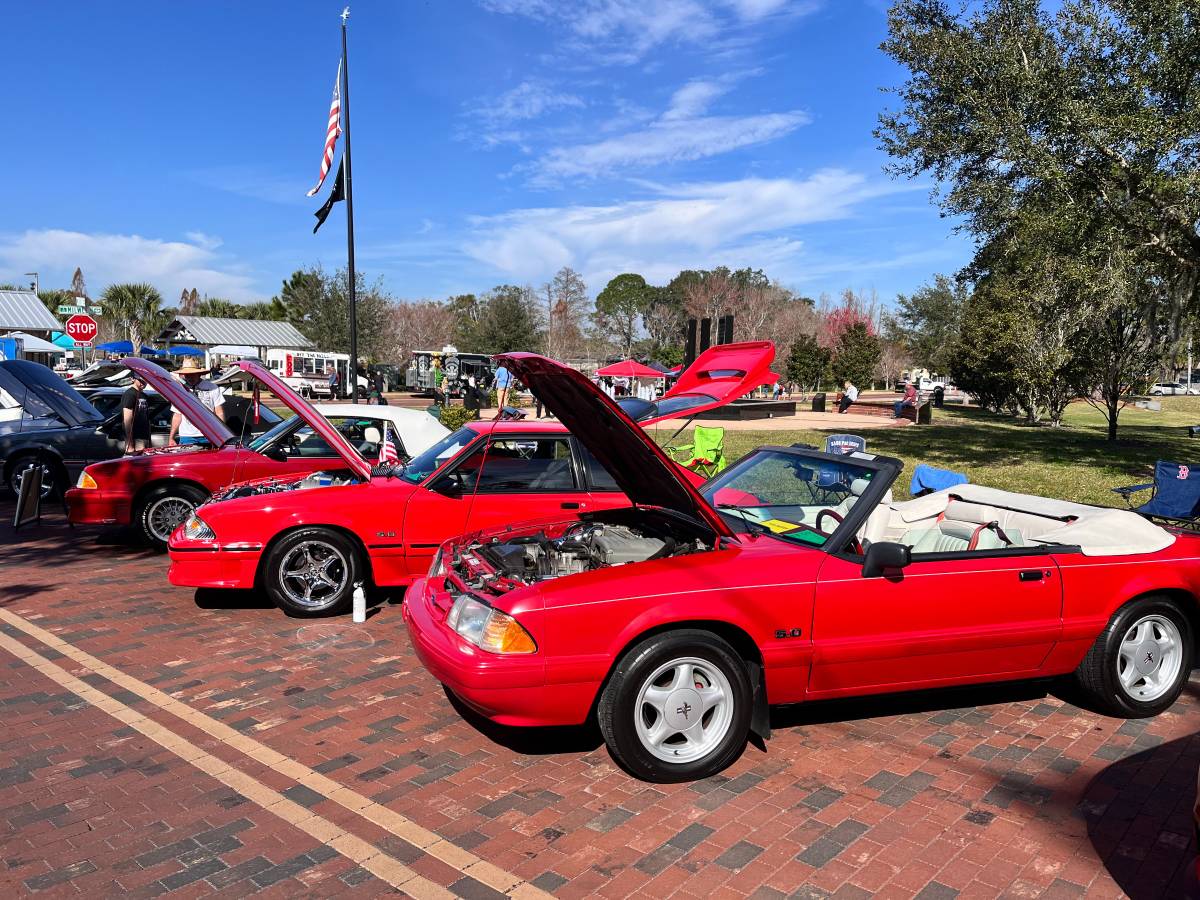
(76, 471, 98, 489)
(445, 595, 536, 654)
(180, 513, 216, 543)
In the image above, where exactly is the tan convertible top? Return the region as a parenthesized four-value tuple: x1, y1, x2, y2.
(889, 484, 1174, 557)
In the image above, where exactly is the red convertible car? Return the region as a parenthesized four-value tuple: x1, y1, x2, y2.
(405, 353, 1200, 782)
(167, 342, 777, 617)
(66, 358, 449, 547)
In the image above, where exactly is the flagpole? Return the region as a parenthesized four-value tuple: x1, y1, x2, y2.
(341, 6, 359, 403)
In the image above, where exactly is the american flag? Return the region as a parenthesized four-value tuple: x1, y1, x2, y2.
(378, 421, 400, 464)
(306, 60, 343, 197)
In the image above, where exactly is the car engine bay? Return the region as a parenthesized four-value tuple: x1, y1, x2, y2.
(212, 470, 361, 501)
(448, 509, 711, 595)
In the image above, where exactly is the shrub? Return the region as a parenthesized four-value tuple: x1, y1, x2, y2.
(439, 405, 478, 430)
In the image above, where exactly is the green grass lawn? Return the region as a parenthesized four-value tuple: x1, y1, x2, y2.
(649, 397, 1200, 506)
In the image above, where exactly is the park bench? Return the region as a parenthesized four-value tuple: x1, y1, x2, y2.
(840, 397, 932, 425)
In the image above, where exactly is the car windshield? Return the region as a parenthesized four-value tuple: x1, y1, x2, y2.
(246, 414, 301, 451)
(400, 426, 479, 484)
(701, 449, 878, 547)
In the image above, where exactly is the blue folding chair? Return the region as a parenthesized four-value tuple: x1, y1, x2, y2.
(1114, 460, 1200, 523)
(824, 434, 867, 456)
(910, 463, 969, 497)
(815, 434, 866, 501)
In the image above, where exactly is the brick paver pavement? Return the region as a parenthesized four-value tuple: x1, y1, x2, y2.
(2, 504, 1199, 898)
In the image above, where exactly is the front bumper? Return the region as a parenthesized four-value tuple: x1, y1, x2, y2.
(167, 545, 260, 590)
(65, 487, 132, 525)
(403, 577, 567, 727)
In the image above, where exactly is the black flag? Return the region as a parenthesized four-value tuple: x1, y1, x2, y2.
(312, 157, 345, 233)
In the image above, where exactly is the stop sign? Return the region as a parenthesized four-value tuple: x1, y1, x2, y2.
(65, 314, 98, 346)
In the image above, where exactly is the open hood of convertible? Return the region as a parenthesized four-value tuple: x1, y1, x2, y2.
(229, 360, 373, 481)
(0, 359, 104, 427)
(617, 341, 776, 426)
(123, 358, 235, 447)
(496, 353, 733, 538)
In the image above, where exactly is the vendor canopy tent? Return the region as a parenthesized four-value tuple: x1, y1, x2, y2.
(2, 332, 66, 353)
(0, 290, 62, 333)
(96, 340, 135, 353)
(596, 359, 667, 378)
(169, 345, 206, 357)
(157, 316, 312, 350)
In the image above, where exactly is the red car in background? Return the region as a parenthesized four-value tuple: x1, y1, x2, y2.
(66, 358, 449, 548)
(405, 352, 1200, 782)
(167, 342, 777, 617)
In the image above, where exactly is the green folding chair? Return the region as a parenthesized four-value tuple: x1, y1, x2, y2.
(668, 425, 727, 478)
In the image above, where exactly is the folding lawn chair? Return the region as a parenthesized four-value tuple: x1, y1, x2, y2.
(823, 434, 867, 456)
(667, 425, 727, 478)
(813, 434, 866, 502)
(1113, 460, 1200, 524)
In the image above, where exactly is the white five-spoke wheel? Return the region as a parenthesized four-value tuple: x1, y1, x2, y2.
(1115, 614, 1182, 703)
(1073, 596, 1192, 718)
(262, 528, 360, 617)
(598, 630, 753, 782)
(635, 657, 734, 764)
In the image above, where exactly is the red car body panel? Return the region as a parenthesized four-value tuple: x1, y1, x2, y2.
(404, 353, 1200, 732)
(66, 358, 372, 527)
(167, 419, 704, 590)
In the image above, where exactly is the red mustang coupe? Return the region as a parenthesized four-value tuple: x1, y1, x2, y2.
(406, 353, 1200, 782)
(167, 342, 777, 617)
(66, 358, 449, 547)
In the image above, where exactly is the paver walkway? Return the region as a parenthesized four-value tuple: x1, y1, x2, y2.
(1, 504, 1198, 898)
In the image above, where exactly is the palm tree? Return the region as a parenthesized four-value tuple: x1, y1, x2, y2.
(100, 283, 166, 353)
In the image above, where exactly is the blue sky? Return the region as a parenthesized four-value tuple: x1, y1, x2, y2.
(0, 0, 971, 307)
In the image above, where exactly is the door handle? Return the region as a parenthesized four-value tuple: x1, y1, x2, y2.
(561, 502, 580, 510)
(1018, 570, 1047, 582)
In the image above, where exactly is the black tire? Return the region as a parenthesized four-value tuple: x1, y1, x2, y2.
(1072, 596, 1193, 718)
(137, 484, 208, 550)
(597, 629, 752, 782)
(5, 452, 62, 500)
(261, 528, 359, 618)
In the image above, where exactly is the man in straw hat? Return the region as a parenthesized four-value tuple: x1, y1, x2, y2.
(168, 362, 226, 447)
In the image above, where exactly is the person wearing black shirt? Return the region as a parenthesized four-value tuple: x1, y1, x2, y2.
(121, 375, 152, 453)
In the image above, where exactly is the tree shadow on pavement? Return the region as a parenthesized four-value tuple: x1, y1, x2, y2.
(1081, 733, 1200, 899)
(442, 685, 604, 755)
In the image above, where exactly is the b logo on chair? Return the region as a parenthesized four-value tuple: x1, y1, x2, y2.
(1179, 465, 1190, 480)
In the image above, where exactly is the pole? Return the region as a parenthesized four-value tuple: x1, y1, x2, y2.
(341, 7, 359, 402)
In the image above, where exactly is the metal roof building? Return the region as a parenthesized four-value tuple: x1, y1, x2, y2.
(0, 290, 63, 335)
(157, 316, 313, 351)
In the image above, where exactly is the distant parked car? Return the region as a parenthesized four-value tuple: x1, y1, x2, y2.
(1150, 382, 1198, 396)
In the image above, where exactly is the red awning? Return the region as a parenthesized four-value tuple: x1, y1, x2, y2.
(595, 359, 666, 378)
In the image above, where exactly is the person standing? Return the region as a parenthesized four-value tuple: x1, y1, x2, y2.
(493, 363, 513, 415)
(838, 379, 859, 414)
(120, 373, 152, 454)
(431, 359, 446, 405)
(328, 367, 339, 398)
(168, 364, 225, 447)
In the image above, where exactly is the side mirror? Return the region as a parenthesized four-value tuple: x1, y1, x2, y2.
(862, 541, 911, 578)
(265, 446, 288, 462)
(431, 475, 463, 498)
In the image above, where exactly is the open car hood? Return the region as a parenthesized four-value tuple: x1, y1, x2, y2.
(497, 353, 733, 538)
(0, 359, 104, 427)
(618, 341, 776, 426)
(123, 358, 236, 447)
(229, 360, 373, 481)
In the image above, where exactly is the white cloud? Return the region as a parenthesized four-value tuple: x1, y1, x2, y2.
(464, 170, 909, 288)
(0, 229, 259, 301)
(479, 0, 821, 63)
(530, 110, 808, 181)
(473, 80, 585, 124)
(662, 79, 730, 120)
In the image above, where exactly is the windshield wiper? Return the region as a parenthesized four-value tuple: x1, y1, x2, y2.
(714, 503, 768, 532)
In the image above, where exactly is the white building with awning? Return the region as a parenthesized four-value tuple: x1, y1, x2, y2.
(156, 316, 313, 369)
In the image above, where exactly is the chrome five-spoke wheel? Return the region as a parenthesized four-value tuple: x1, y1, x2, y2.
(1116, 614, 1182, 703)
(279, 540, 349, 610)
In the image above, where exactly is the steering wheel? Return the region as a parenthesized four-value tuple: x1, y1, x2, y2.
(814, 508, 843, 535)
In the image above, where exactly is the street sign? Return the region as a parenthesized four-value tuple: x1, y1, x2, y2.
(57, 305, 85, 315)
(65, 314, 99, 346)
